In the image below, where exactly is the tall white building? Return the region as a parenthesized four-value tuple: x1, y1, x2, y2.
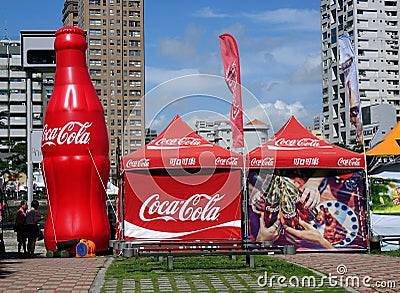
(321, 0, 399, 145)
(195, 119, 269, 153)
(0, 39, 52, 159)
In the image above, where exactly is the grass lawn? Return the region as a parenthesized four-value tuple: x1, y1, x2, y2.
(102, 255, 350, 292)
(371, 248, 400, 257)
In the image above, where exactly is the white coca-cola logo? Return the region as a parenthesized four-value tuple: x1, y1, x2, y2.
(226, 61, 240, 120)
(126, 158, 150, 168)
(275, 137, 320, 148)
(139, 193, 224, 222)
(250, 157, 274, 167)
(215, 156, 238, 166)
(154, 137, 202, 146)
(337, 157, 361, 167)
(42, 121, 92, 147)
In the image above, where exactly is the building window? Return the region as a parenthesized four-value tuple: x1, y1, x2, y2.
(89, 39, 101, 45)
(89, 0, 100, 5)
(89, 19, 101, 25)
(89, 29, 101, 36)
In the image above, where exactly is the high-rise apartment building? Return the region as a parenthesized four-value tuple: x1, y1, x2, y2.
(195, 119, 269, 153)
(320, 0, 399, 146)
(0, 39, 51, 158)
(62, 0, 145, 180)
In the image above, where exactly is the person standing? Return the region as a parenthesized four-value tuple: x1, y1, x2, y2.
(15, 200, 28, 256)
(25, 200, 43, 258)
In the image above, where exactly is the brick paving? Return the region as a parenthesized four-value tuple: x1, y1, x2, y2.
(274, 252, 400, 292)
(0, 255, 108, 293)
(1, 227, 400, 293)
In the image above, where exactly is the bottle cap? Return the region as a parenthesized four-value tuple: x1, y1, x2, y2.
(54, 26, 86, 52)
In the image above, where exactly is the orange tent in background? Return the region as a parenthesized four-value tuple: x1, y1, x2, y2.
(366, 122, 400, 243)
(366, 121, 400, 174)
(366, 122, 400, 156)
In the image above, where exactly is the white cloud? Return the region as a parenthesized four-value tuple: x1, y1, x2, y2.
(147, 114, 169, 130)
(243, 100, 318, 134)
(194, 7, 320, 32)
(158, 25, 206, 61)
(193, 7, 229, 18)
(243, 9, 320, 31)
(144, 4, 322, 134)
(144, 74, 234, 130)
(145, 66, 200, 86)
(289, 54, 322, 83)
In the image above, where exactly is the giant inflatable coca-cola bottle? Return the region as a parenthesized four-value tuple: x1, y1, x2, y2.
(42, 26, 110, 252)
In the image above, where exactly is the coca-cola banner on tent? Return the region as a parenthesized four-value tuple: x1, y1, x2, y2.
(123, 170, 242, 240)
(247, 170, 367, 251)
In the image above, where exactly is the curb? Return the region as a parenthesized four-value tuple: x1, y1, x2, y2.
(90, 256, 114, 292)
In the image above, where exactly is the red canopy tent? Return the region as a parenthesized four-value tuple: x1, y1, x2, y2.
(122, 115, 243, 170)
(118, 115, 243, 241)
(246, 116, 367, 251)
(247, 115, 365, 169)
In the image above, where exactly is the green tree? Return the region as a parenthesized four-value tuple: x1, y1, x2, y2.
(0, 109, 8, 128)
(333, 140, 363, 153)
(7, 142, 27, 174)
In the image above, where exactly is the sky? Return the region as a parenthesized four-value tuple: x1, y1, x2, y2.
(0, 0, 323, 135)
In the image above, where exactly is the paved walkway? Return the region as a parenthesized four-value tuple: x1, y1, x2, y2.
(0, 256, 109, 292)
(1, 228, 399, 293)
(275, 253, 400, 293)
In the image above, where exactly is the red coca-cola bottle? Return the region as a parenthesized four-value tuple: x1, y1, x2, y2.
(42, 27, 110, 252)
(262, 175, 280, 228)
(280, 191, 303, 230)
(283, 177, 318, 223)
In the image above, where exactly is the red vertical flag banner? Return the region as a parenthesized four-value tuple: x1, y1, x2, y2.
(219, 34, 244, 148)
(339, 34, 364, 146)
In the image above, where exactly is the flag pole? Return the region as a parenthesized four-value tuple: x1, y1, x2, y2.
(219, 33, 247, 239)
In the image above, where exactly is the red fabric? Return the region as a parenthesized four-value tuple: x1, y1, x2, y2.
(247, 116, 365, 169)
(219, 34, 244, 148)
(121, 115, 243, 170)
(123, 170, 242, 240)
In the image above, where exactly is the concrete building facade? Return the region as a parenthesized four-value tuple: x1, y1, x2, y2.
(320, 0, 399, 145)
(195, 119, 269, 153)
(0, 39, 51, 158)
(362, 103, 397, 148)
(62, 0, 145, 179)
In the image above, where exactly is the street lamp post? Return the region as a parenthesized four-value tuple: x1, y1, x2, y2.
(20, 31, 55, 207)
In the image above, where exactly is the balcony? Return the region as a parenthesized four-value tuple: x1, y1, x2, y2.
(0, 129, 8, 137)
(10, 116, 26, 126)
(32, 81, 42, 90)
(9, 58, 21, 67)
(32, 93, 42, 102)
(10, 93, 25, 102)
(10, 128, 26, 137)
(32, 105, 42, 113)
(9, 82, 25, 90)
(10, 105, 26, 113)
(9, 71, 26, 78)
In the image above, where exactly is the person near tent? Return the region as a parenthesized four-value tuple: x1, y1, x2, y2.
(0, 190, 6, 222)
(25, 200, 44, 257)
(15, 200, 28, 256)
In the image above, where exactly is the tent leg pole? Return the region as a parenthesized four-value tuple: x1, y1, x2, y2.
(121, 173, 125, 240)
(242, 170, 249, 238)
